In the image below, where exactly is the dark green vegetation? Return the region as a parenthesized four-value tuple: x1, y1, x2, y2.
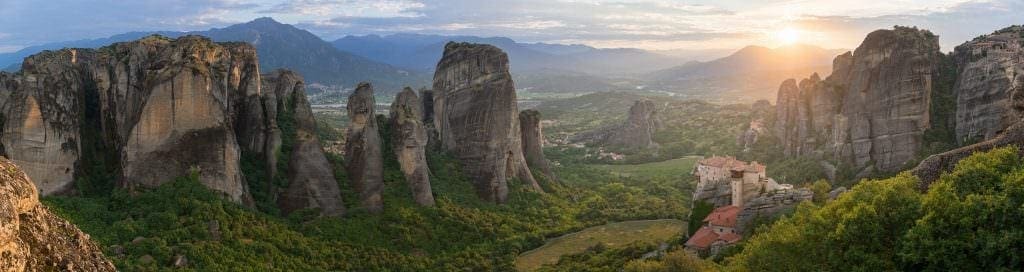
(723, 146, 1024, 271)
(41, 109, 690, 271)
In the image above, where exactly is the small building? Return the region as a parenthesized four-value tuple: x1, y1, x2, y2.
(693, 156, 777, 208)
(685, 205, 742, 256)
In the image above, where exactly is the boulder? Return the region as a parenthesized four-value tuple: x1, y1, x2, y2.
(389, 87, 435, 206)
(345, 82, 384, 212)
(432, 42, 541, 203)
(0, 157, 115, 271)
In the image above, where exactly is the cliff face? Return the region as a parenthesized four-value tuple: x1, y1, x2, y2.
(345, 83, 384, 212)
(432, 42, 541, 203)
(773, 27, 940, 173)
(0, 157, 115, 271)
(0, 36, 344, 214)
(265, 70, 345, 216)
(519, 109, 556, 182)
(390, 88, 435, 206)
(953, 26, 1024, 144)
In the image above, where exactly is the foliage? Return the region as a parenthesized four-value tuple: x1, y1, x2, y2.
(724, 146, 1024, 271)
(536, 243, 659, 272)
(810, 179, 831, 204)
(624, 250, 719, 272)
(687, 200, 713, 236)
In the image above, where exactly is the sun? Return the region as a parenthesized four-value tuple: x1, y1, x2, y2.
(777, 28, 801, 44)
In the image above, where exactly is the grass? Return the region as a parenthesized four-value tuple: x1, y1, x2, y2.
(515, 219, 685, 271)
(592, 156, 700, 179)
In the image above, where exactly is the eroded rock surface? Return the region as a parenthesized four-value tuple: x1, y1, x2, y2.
(953, 26, 1024, 143)
(519, 109, 556, 182)
(345, 83, 384, 212)
(390, 87, 434, 206)
(572, 99, 662, 150)
(432, 42, 540, 203)
(265, 70, 345, 216)
(0, 157, 115, 271)
(735, 188, 813, 232)
(0, 36, 346, 213)
(773, 27, 940, 173)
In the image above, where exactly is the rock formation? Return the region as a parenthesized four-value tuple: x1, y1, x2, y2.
(264, 70, 345, 216)
(0, 35, 345, 215)
(913, 121, 1024, 188)
(0, 157, 115, 271)
(572, 99, 662, 150)
(345, 83, 384, 212)
(519, 109, 556, 182)
(952, 26, 1024, 144)
(772, 26, 941, 173)
(432, 42, 541, 203)
(389, 87, 434, 206)
(691, 179, 733, 208)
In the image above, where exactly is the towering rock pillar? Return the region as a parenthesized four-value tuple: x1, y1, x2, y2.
(953, 26, 1024, 144)
(264, 70, 345, 216)
(432, 42, 541, 203)
(345, 83, 384, 212)
(519, 109, 556, 182)
(390, 88, 435, 206)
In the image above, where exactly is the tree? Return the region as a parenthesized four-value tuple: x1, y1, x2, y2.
(810, 179, 831, 204)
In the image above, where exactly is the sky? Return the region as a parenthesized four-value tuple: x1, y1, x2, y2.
(0, 0, 1020, 53)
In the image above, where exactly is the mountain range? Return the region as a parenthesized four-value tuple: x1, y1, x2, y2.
(0, 17, 842, 97)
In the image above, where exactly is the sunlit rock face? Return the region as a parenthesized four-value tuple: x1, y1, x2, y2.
(952, 26, 1024, 144)
(390, 87, 435, 206)
(0, 157, 115, 271)
(345, 83, 384, 212)
(773, 27, 940, 173)
(432, 42, 540, 203)
(0, 36, 345, 213)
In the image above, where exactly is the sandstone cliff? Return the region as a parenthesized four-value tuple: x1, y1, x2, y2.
(952, 26, 1024, 144)
(345, 83, 384, 212)
(735, 188, 813, 232)
(390, 87, 435, 206)
(432, 42, 541, 203)
(519, 109, 556, 182)
(0, 157, 115, 271)
(773, 27, 941, 173)
(0, 36, 345, 214)
(572, 99, 662, 150)
(264, 70, 345, 216)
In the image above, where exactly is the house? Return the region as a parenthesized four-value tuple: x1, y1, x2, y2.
(693, 156, 780, 207)
(685, 205, 742, 256)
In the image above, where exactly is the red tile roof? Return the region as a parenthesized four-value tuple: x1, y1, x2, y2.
(685, 226, 743, 249)
(698, 156, 765, 173)
(703, 205, 740, 228)
(685, 227, 720, 249)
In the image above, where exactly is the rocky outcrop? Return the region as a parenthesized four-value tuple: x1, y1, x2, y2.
(432, 42, 541, 203)
(952, 26, 1024, 144)
(0, 36, 346, 213)
(913, 121, 1024, 188)
(735, 188, 813, 232)
(691, 179, 733, 208)
(519, 109, 556, 182)
(0, 157, 115, 271)
(773, 27, 941, 173)
(572, 99, 662, 150)
(345, 83, 384, 212)
(265, 70, 345, 216)
(390, 87, 434, 206)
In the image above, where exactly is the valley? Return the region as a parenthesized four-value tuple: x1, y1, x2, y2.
(1, 4, 1023, 271)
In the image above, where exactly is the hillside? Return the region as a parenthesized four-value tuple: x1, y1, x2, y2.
(644, 44, 845, 101)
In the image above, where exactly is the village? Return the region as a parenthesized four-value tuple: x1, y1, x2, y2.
(684, 156, 814, 256)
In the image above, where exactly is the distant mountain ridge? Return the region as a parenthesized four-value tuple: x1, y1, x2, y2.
(0, 18, 422, 92)
(643, 44, 846, 100)
(332, 33, 684, 76)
